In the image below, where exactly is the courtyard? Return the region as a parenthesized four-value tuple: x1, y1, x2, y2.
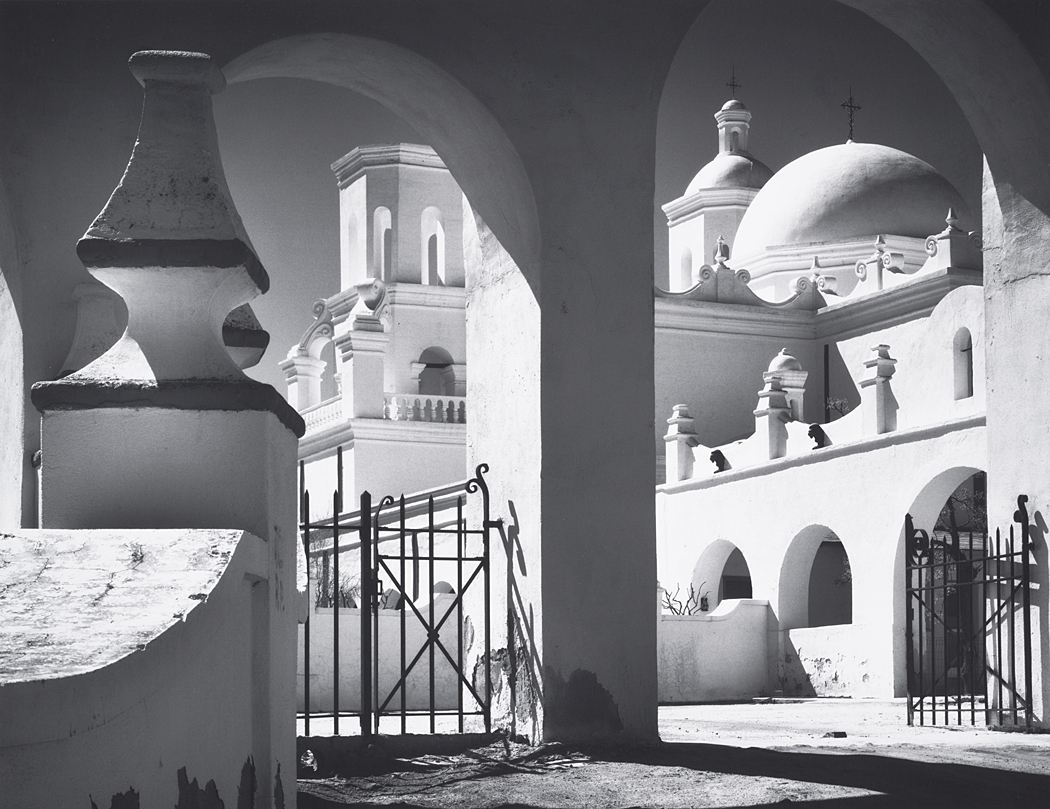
(297, 699, 1050, 807)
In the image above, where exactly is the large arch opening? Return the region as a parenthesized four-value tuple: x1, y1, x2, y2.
(689, 539, 754, 612)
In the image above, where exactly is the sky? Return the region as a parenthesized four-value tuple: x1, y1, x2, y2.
(214, 0, 983, 393)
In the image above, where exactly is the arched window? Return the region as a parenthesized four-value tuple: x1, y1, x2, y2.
(730, 129, 740, 152)
(421, 206, 445, 286)
(418, 346, 455, 396)
(954, 327, 973, 400)
(373, 206, 392, 280)
(679, 247, 693, 291)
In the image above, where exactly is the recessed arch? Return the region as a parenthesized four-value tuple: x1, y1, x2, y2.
(222, 34, 541, 288)
(373, 206, 392, 281)
(778, 524, 852, 631)
(954, 327, 973, 400)
(421, 206, 445, 286)
(691, 538, 754, 612)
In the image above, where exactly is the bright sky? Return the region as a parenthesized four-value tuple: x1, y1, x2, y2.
(215, 0, 982, 394)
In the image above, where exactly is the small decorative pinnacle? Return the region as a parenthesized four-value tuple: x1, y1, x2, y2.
(840, 86, 861, 141)
(945, 207, 959, 230)
(726, 68, 742, 99)
(714, 235, 730, 266)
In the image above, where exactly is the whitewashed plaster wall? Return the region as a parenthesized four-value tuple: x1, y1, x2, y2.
(655, 311, 821, 454)
(0, 529, 281, 809)
(657, 421, 986, 698)
(658, 599, 775, 703)
(299, 421, 467, 522)
(463, 207, 543, 739)
(384, 285, 466, 395)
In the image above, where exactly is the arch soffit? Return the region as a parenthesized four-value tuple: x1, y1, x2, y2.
(222, 34, 540, 289)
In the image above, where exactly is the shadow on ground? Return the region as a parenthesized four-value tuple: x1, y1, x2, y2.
(297, 738, 1050, 808)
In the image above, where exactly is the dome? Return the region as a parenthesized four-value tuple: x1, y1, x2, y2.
(721, 99, 747, 112)
(684, 152, 774, 195)
(767, 348, 803, 374)
(732, 142, 972, 262)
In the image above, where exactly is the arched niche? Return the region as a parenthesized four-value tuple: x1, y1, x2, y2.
(778, 524, 852, 631)
(373, 206, 392, 281)
(421, 206, 445, 286)
(691, 538, 753, 611)
(222, 34, 540, 290)
(954, 327, 973, 400)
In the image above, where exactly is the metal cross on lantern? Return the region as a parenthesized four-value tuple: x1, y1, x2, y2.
(726, 68, 742, 99)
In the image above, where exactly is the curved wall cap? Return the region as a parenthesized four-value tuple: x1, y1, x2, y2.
(733, 142, 972, 270)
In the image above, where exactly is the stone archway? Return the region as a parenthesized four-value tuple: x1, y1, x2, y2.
(222, 34, 540, 287)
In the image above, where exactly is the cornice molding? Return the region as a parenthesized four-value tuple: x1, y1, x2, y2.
(332, 143, 446, 188)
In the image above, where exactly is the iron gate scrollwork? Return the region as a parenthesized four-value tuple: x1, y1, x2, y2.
(300, 451, 495, 737)
(904, 495, 1033, 728)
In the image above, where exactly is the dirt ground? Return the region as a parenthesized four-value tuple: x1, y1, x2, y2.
(297, 700, 1050, 808)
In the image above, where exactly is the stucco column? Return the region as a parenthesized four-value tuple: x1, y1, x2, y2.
(334, 329, 389, 419)
(664, 404, 699, 483)
(279, 354, 326, 410)
(29, 52, 303, 807)
(860, 344, 898, 435)
(754, 374, 791, 460)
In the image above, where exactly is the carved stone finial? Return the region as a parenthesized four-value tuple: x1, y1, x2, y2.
(713, 235, 730, 267)
(70, 50, 265, 383)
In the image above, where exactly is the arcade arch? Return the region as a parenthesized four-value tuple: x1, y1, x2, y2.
(691, 539, 753, 612)
(778, 525, 852, 631)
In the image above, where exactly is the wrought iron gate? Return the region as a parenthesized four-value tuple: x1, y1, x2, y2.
(904, 495, 1032, 727)
(299, 451, 494, 738)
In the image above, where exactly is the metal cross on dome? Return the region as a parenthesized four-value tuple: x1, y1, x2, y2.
(726, 68, 741, 99)
(841, 86, 861, 140)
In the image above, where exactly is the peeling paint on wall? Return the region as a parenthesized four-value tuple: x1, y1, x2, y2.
(176, 767, 225, 809)
(237, 756, 256, 809)
(543, 667, 623, 738)
(274, 763, 285, 809)
(90, 787, 139, 809)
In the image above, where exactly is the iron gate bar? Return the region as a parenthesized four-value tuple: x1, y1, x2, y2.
(1019, 495, 1033, 727)
(302, 479, 311, 737)
(400, 495, 407, 734)
(360, 490, 373, 739)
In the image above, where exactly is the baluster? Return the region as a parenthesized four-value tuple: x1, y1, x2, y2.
(398, 396, 409, 421)
(435, 398, 445, 423)
(383, 396, 391, 420)
(458, 401, 467, 423)
(424, 398, 433, 422)
(412, 398, 422, 421)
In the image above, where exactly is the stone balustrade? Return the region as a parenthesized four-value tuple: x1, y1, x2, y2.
(384, 393, 467, 424)
(301, 396, 343, 433)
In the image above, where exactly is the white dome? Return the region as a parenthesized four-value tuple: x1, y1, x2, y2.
(732, 142, 972, 262)
(685, 152, 774, 195)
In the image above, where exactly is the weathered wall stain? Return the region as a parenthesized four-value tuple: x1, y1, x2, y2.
(237, 756, 256, 809)
(274, 763, 285, 809)
(176, 766, 225, 809)
(543, 667, 623, 738)
(90, 787, 139, 809)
